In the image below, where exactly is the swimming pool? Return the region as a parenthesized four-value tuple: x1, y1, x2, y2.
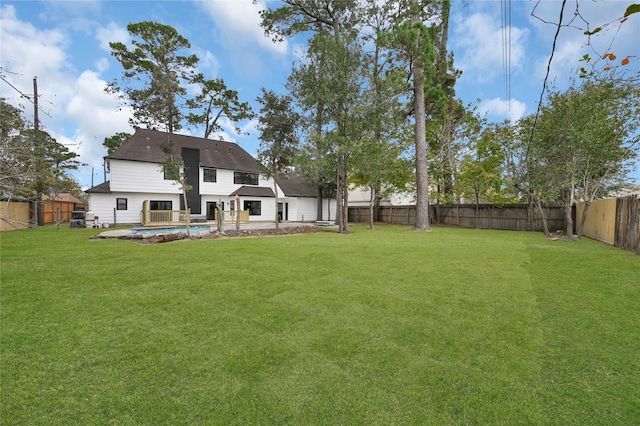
(133, 225, 213, 236)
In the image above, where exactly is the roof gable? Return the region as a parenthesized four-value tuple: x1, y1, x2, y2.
(107, 128, 260, 172)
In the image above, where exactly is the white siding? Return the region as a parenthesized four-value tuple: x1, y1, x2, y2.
(110, 160, 181, 194)
(277, 197, 336, 222)
(88, 192, 180, 225)
(102, 158, 338, 224)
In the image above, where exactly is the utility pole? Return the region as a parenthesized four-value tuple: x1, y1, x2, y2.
(33, 77, 39, 132)
(33, 76, 44, 226)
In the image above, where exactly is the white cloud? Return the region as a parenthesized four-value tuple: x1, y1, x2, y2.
(65, 70, 133, 174)
(194, 49, 221, 78)
(95, 21, 129, 52)
(479, 98, 527, 123)
(0, 5, 74, 123)
(452, 12, 528, 83)
(196, 0, 288, 55)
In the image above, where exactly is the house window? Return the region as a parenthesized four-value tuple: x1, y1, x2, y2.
(150, 200, 172, 211)
(234, 171, 258, 185)
(164, 168, 179, 180)
(203, 168, 217, 182)
(244, 200, 261, 216)
(116, 198, 128, 210)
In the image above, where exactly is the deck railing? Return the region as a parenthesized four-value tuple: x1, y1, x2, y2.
(215, 210, 249, 224)
(142, 208, 191, 226)
(140, 206, 250, 227)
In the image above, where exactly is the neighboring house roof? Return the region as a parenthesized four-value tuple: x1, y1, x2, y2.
(107, 128, 260, 173)
(277, 174, 317, 197)
(86, 181, 111, 194)
(43, 193, 87, 204)
(230, 186, 275, 197)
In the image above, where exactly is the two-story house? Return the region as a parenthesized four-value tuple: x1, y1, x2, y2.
(86, 128, 335, 225)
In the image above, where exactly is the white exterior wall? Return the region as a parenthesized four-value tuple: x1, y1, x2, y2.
(199, 169, 278, 196)
(88, 192, 181, 225)
(348, 185, 415, 207)
(110, 160, 181, 194)
(275, 197, 336, 222)
(98, 158, 337, 224)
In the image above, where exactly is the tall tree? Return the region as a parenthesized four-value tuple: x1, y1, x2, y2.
(108, 22, 200, 234)
(107, 21, 199, 133)
(263, 1, 362, 233)
(256, 88, 300, 230)
(187, 78, 253, 139)
(383, 1, 446, 231)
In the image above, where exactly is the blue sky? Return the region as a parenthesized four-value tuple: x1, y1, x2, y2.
(1, 0, 638, 189)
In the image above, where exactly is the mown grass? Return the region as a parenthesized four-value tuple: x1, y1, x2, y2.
(1, 225, 638, 425)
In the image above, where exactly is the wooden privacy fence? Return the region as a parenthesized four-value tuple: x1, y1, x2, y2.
(614, 195, 640, 254)
(349, 203, 566, 232)
(576, 194, 639, 254)
(42, 194, 87, 225)
(1, 201, 33, 231)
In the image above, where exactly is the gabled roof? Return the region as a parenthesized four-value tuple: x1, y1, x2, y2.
(230, 186, 275, 197)
(277, 174, 317, 197)
(86, 181, 111, 194)
(107, 128, 260, 173)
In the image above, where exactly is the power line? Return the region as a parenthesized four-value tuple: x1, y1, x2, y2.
(0, 73, 52, 118)
(501, 0, 512, 121)
(525, 0, 567, 163)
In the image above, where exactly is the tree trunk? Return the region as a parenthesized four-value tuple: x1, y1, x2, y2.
(564, 188, 575, 240)
(335, 161, 342, 229)
(576, 200, 591, 239)
(534, 196, 552, 238)
(412, 15, 431, 231)
(317, 185, 323, 221)
(475, 190, 479, 229)
(235, 194, 240, 231)
(182, 189, 191, 238)
(338, 157, 349, 233)
(368, 184, 375, 230)
(273, 176, 279, 230)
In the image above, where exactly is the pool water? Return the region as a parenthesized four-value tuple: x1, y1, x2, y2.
(133, 225, 213, 236)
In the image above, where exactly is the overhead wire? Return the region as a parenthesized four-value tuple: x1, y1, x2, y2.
(524, 0, 568, 184)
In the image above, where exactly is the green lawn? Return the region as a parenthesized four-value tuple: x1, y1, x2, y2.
(1, 225, 638, 425)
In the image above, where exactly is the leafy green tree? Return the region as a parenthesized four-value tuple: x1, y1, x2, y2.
(103, 132, 131, 155)
(520, 78, 639, 239)
(256, 88, 300, 230)
(0, 99, 29, 197)
(457, 128, 506, 227)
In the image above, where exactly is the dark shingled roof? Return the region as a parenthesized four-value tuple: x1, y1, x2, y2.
(107, 128, 260, 173)
(229, 186, 275, 197)
(86, 181, 111, 194)
(276, 174, 317, 197)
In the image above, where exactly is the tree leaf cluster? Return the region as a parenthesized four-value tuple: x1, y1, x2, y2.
(1, 99, 84, 200)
